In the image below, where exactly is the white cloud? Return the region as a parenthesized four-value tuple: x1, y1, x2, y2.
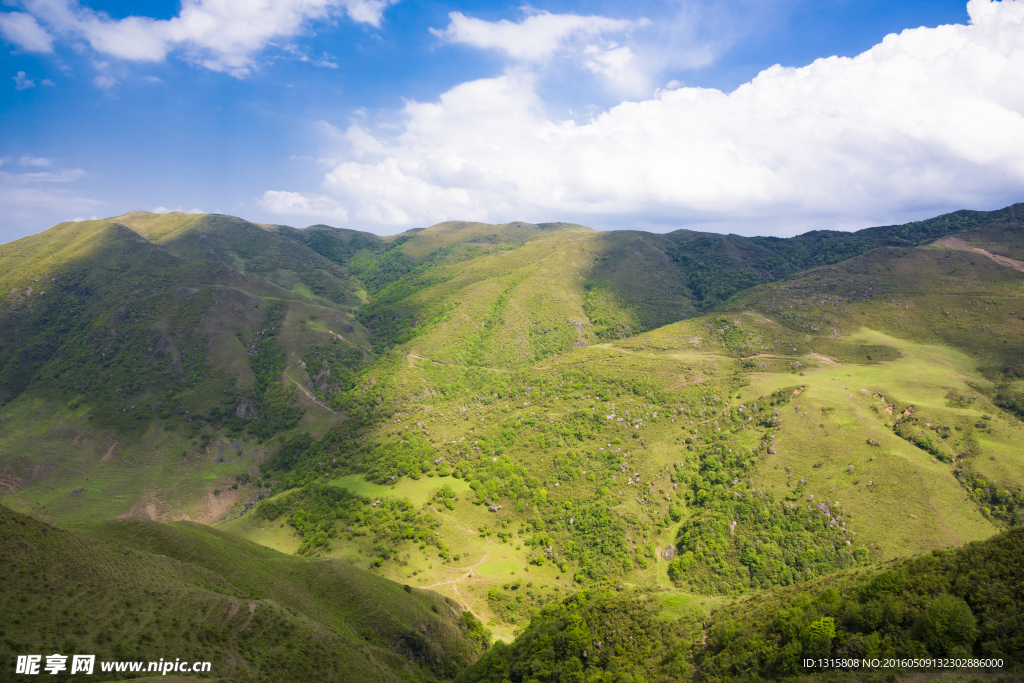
(42, 78, 55, 85)
(257, 190, 349, 222)
(92, 73, 116, 89)
(431, 8, 656, 95)
(582, 44, 647, 95)
(0, 11, 54, 53)
(12, 70, 35, 90)
(15, 0, 399, 77)
(0, 162, 101, 241)
(263, 0, 1024, 234)
(149, 206, 204, 214)
(19, 155, 52, 167)
(432, 10, 643, 64)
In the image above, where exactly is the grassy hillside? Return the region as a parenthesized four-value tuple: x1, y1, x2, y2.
(216, 206, 1024, 635)
(0, 502, 488, 682)
(0, 212, 374, 522)
(459, 527, 1024, 683)
(4, 203, 1024, 675)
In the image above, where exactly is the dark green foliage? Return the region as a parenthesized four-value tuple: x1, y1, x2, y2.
(298, 226, 386, 268)
(459, 590, 698, 683)
(257, 481, 443, 558)
(462, 532, 1024, 683)
(916, 594, 978, 656)
(355, 268, 450, 352)
(0, 502, 487, 682)
(696, 527, 1024, 680)
(666, 387, 865, 593)
(671, 495, 862, 594)
(953, 466, 1024, 528)
(994, 381, 1024, 421)
(660, 206, 998, 312)
(242, 316, 304, 440)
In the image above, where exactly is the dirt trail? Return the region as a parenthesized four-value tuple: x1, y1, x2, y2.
(917, 473, 959, 547)
(937, 237, 1024, 273)
(220, 598, 240, 635)
(810, 353, 837, 367)
(424, 550, 491, 592)
(238, 602, 256, 631)
(286, 374, 336, 414)
(99, 441, 118, 465)
(429, 506, 479, 535)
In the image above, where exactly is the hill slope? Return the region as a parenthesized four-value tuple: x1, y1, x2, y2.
(3, 204, 1024, 644)
(459, 526, 1024, 682)
(222, 205, 1024, 633)
(0, 212, 375, 522)
(0, 502, 488, 682)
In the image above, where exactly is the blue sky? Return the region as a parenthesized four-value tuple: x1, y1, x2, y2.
(1, 0, 1022, 242)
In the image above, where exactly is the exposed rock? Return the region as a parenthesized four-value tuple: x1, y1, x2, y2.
(661, 545, 677, 561)
(235, 397, 255, 418)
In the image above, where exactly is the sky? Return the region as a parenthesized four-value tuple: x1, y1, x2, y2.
(1, 0, 1023, 243)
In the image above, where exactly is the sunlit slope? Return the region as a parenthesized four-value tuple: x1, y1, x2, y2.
(460, 527, 1024, 683)
(0, 212, 372, 522)
(238, 216, 1024, 621)
(0, 503, 486, 682)
(320, 206, 1024, 374)
(346, 225, 699, 371)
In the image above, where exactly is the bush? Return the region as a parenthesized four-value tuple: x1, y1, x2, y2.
(916, 593, 977, 656)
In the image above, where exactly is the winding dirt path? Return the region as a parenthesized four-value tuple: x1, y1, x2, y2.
(937, 237, 1024, 273)
(285, 374, 336, 414)
(810, 353, 837, 367)
(424, 550, 492, 591)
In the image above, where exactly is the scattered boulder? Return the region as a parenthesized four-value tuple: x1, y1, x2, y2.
(235, 397, 255, 418)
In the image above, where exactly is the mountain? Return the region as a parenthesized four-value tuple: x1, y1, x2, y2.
(459, 526, 1024, 682)
(0, 211, 375, 523)
(2, 203, 1024, 680)
(0, 502, 488, 682)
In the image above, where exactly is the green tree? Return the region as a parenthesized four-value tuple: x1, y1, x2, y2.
(802, 616, 835, 660)
(918, 594, 977, 656)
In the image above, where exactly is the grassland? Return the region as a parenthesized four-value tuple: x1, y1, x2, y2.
(0, 502, 488, 682)
(3, 203, 1024, 680)
(209, 207, 1024, 630)
(0, 211, 374, 522)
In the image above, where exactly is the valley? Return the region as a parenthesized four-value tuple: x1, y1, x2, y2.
(1, 204, 1023, 681)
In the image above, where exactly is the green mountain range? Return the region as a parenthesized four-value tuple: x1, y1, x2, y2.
(2, 204, 1023, 681)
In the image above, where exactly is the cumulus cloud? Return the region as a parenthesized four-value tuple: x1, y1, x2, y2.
(432, 9, 653, 95)
(19, 155, 52, 167)
(0, 11, 54, 52)
(263, 0, 1024, 234)
(92, 73, 116, 89)
(9, 0, 399, 76)
(257, 190, 350, 222)
(432, 10, 643, 63)
(12, 71, 35, 90)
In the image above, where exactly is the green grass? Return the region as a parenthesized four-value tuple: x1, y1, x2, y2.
(328, 473, 473, 506)
(0, 502, 488, 682)
(5, 203, 1024, 681)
